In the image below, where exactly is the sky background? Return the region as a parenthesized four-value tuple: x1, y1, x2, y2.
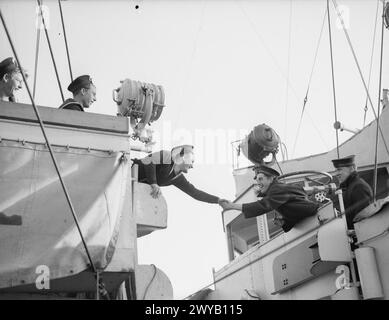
(1, 0, 388, 299)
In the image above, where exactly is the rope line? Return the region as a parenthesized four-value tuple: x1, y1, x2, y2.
(331, 0, 389, 158)
(36, 0, 65, 102)
(327, 0, 340, 159)
(284, 0, 293, 142)
(275, 157, 284, 175)
(363, 0, 380, 127)
(373, 0, 386, 201)
(33, 15, 41, 99)
(235, 0, 329, 150)
(175, 0, 206, 129)
(58, 0, 73, 82)
(292, 6, 327, 157)
(142, 264, 157, 300)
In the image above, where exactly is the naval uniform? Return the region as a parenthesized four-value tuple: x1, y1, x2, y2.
(133, 150, 219, 204)
(59, 75, 94, 111)
(58, 98, 84, 111)
(339, 171, 373, 229)
(242, 180, 320, 232)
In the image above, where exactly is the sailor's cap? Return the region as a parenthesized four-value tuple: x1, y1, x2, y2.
(253, 165, 280, 177)
(171, 145, 194, 159)
(331, 155, 355, 168)
(67, 75, 94, 93)
(0, 57, 20, 78)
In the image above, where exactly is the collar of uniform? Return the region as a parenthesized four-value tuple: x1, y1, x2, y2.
(68, 98, 83, 106)
(339, 171, 359, 189)
(61, 98, 84, 110)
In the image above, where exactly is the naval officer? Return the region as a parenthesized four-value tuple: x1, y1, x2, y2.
(59, 75, 96, 111)
(133, 145, 224, 205)
(331, 155, 373, 229)
(0, 57, 24, 103)
(219, 165, 320, 232)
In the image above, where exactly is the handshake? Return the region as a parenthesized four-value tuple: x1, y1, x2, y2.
(218, 198, 235, 210)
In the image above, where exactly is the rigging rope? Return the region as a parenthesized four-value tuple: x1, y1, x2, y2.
(174, 0, 206, 129)
(58, 0, 73, 82)
(385, 1, 389, 29)
(331, 0, 389, 158)
(36, 0, 65, 102)
(281, 142, 289, 161)
(142, 264, 157, 300)
(373, 0, 386, 201)
(275, 157, 284, 175)
(0, 8, 109, 298)
(327, 0, 340, 159)
(235, 0, 329, 150)
(291, 6, 327, 158)
(33, 15, 41, 99)
(363, 0, 380, 127)
(284, 0, 293, 143)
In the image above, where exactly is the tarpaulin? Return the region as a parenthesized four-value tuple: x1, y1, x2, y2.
(0, 140, 130, 289)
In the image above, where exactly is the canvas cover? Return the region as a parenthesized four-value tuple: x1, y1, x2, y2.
(0, 140, 130, 289)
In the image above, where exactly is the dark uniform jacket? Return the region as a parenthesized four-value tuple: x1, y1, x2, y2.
(242, 181, 320, 232)
(58, 98, 84, 111)
(339, 171, 373, 229)
(133, 150, 219, 204)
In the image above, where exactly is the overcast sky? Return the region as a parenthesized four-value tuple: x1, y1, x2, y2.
(1, 0, 388, 299)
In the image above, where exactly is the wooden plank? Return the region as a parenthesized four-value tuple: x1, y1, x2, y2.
(0, 101, 128, 134)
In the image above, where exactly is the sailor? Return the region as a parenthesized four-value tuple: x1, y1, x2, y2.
(59, 75, 96, 111)
(133, 145, 224, 205)
(0, 57, 24, 103)
(219, 165, 320, 232)
(331, 155, 373, 229)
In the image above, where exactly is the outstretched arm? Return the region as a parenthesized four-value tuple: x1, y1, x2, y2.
(172, 174, 220, 203)
(219, 201, 242, 211)
(219, 197, 275, 219)
(241, 198, 274, 218)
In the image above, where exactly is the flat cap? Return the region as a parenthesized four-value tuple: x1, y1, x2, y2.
(67, 75, 93, 93)
(0, 57, 20, 78)
(253, 165, 280, 177)
(331, 155, 355, 168)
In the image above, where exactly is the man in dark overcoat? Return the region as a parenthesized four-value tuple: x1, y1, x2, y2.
(220, 165, 320, 232)
(332, 155, 373, 229)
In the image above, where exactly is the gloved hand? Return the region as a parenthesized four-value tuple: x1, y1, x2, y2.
(150, 184, 161, 199)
